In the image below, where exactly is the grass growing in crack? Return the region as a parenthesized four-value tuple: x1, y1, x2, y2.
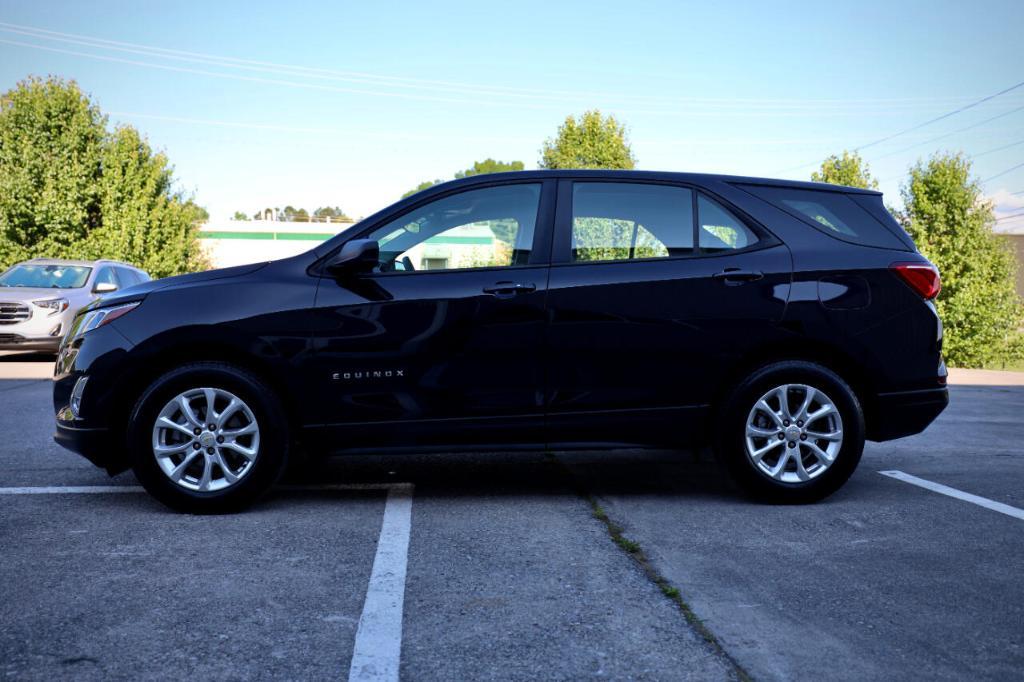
(544, 450, 751, 681)
(586, 496, 752, 682)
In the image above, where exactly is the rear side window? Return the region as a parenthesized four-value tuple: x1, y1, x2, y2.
(698, 195, 758, 252)
(571, 183, 693, 262)
(739, 184, 907, 249)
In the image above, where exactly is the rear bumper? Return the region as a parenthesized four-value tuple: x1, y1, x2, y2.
(54, 421, 119, 471)
(868, 387, 949, 441)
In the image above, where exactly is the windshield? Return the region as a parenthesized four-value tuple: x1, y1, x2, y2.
(0, 264, 92, 289)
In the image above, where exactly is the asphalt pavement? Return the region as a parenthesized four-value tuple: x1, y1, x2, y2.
(1, 354, 1021, 681)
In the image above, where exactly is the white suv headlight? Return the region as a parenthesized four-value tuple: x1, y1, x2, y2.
(32, 298, 70, 316)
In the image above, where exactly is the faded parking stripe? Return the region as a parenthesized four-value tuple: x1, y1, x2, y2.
(880, 470, 1024, 521)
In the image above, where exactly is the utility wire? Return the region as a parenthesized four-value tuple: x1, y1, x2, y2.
(974, 138, 1024, 158)
(995, 211, 1024, 222)
(981, 162, 1024, 184)
(2, 20, 1013, 111)
(870, 105, 1024, 161)
(853, 79, 1024, 152)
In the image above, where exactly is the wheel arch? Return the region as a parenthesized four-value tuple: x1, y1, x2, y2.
(713, 338, 878, 433)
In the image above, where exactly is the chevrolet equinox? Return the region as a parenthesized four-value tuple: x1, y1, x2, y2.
(53, 171, 948, 513)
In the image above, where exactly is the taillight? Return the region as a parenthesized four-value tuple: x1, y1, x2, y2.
(890, 261, 941, 300)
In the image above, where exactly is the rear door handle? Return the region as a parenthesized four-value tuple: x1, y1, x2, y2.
(483, 281, 537, 299)
(712, 268, 763, 283)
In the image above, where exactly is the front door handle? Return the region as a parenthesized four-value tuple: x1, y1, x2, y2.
(712, 268, 763, 284)
(483, 281, 537, 299)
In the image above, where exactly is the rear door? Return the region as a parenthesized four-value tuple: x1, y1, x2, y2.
(544, 179, 792, 445)
(309, 180, 555, 448)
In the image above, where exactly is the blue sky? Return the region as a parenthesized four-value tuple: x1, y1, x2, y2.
(0, 0, 1022, 225)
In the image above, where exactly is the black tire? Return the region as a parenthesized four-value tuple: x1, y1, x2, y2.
(715, 360, 865, 504)
(127, 362, 289, 513)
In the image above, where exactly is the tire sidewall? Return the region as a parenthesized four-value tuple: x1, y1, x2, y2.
(718, 361, 865, 503)
(128, 363, 288, 513)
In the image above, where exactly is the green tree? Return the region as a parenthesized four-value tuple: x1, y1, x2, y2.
(403, 159, 526, 199)
(278, 205, 309, 222)
(0, 76, 208, 276)
(232, 211, 250, 221)
(811, 150, 878, 189)
(454, 158, 524, 178)
(898, 153, 1023, 366)
(313, 206, 349, 222)
(539, 110, 636, 170)
(402, 179, 444, 199)
(0, 76, 104, 265)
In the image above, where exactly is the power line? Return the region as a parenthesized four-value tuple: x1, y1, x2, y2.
(981, 162, 1024, 184)
(870, 105, 1024, 161)
(3, 20, 1022, 114)
(995, 211, 1024, 222)
(972, 138, 1024, 158)
(853, 79, 1024, 152)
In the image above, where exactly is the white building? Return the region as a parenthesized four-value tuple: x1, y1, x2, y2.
(199, 219, 351, 268)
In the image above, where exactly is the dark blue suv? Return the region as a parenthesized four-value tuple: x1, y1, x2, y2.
(53, 171, 947, 512)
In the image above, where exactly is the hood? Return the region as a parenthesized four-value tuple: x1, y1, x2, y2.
(0, 286, 85, 302)
(89, 261, 270, 309)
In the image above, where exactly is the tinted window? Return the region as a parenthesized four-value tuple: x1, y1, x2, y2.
(698, 194, 758, 252)
(0, 264, 91, 289)
(94, 267, 119, 290)
(571, 183, 693, 262)
(366, 184, 541, 272)
(116, 268, 139, 287)
(740, 184, 906, 249)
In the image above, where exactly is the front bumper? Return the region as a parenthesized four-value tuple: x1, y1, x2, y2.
(0, 333, 60, 351)
(54, 420, 119, 471)
(868, 386, 949, 441)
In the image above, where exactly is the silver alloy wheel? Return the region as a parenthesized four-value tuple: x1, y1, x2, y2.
(151, 387, 260, 493)
(744, 383, 844, 484)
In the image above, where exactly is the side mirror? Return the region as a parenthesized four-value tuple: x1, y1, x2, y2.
(326, 239, 379, 276)
(93, 282, 118, 294)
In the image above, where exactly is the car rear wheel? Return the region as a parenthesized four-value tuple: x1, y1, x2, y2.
(716, 361, 864, 503)
(128, 362, 288, 513)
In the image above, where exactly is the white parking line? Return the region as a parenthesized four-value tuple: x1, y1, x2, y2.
(348, 483, 414, 682)
(0, 485, 145, 494)
(3, 481, 416, 680)
(880, 470, 1024, 521)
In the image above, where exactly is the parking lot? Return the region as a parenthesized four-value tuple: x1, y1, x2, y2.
(1, 351, 1022, 681)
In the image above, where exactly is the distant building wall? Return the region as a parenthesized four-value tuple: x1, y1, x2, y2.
(198, 220, 354, 268)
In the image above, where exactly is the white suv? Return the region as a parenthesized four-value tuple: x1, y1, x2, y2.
(0, 258, 150, 352)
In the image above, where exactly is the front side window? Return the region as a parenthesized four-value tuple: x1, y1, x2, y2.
(366, 184, 541, 272)
(571, 183, 693, 262)
(698, 194, 758, 252)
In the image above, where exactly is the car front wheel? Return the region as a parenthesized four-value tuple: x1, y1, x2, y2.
(716, 361, 865, 503)
(128, 362, 289, 513)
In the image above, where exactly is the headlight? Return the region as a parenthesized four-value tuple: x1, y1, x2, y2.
(77, 302, 141, 336)
(32, 298, 69, 316)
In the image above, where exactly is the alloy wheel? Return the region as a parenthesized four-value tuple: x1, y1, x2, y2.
(151, 387, 261, 492)
(744, 383, 844, 483)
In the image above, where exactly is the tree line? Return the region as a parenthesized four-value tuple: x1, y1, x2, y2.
(0, 77, 1018, 366)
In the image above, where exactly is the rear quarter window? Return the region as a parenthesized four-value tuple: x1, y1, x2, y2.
(738, 184, 908, 250)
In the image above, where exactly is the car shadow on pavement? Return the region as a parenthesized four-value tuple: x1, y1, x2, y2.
(280, 447, 741, 504)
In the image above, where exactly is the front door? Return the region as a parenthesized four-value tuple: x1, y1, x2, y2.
(309, 180, 554, 448)
(544, 179, 791, 445)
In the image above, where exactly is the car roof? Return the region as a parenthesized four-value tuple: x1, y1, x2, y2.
(415, 169, 882, 196)
(21, 258, 144, 270)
